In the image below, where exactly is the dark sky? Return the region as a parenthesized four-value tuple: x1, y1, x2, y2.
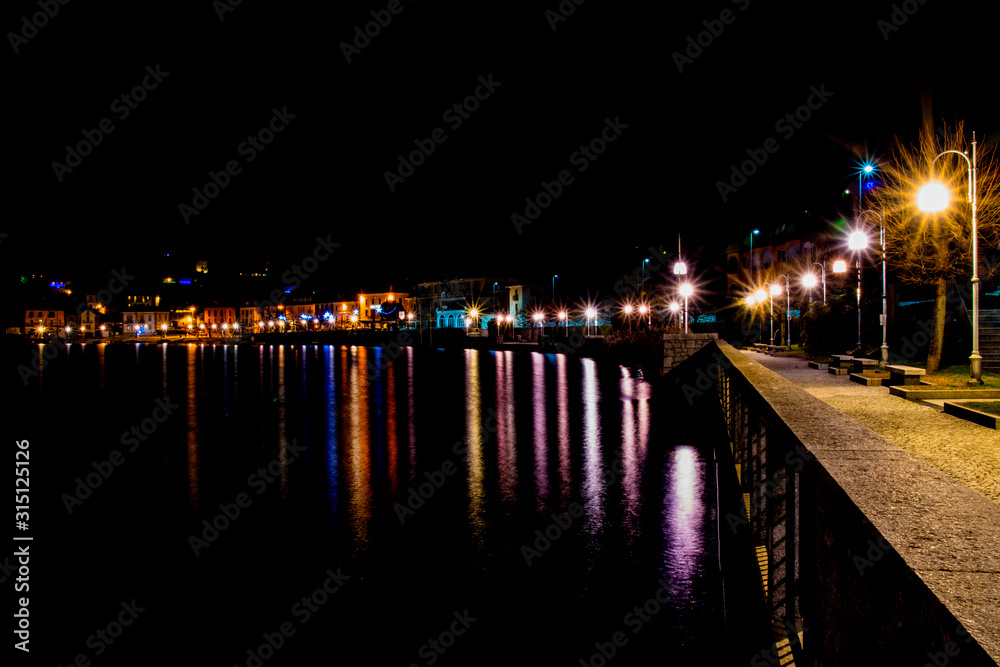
(6, 0, 999, 300)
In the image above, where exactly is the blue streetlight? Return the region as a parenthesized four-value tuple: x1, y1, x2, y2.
(749, 229, 760, 279)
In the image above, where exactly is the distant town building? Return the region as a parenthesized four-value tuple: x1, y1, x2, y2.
(122, 310, 170, 335)
(24, 308, 65, 334)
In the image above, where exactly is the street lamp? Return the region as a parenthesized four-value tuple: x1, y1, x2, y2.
(858, 209, 888, 367)
(679, 283, 693, 333)
(673, 234, 687, 275)
(638, 303, 650, 328)
(916, 132, 981, 385)
(533, 311, 544, 340)
(802, 262, 827, 304)
(552, 275, 558, 301)
(848, 230, 869, 351)
(749, 228, 760, 280)
(669, 301, 680, 330)
(585, 307, 597, 336)
(623, 303, 633, 332)
(558, 310, 566, 336)
(776, 274, 791, 349)
(756, 285, 774, 343)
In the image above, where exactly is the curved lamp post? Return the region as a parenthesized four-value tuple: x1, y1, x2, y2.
(802, 262, 827, 304)
(916, 132, 981, 385)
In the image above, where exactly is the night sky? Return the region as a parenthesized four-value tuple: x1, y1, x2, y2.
(6, 1, 999, 300)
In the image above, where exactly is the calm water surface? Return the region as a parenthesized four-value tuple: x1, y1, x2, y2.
(18, 341, 739, 665)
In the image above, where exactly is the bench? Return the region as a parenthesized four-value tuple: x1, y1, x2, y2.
(830, 355, 854, 368)
(886, 364, 926, 386)
(828, 354, 853, 375)
(807, 361, 828, 370)
(752, 343, 785, 355)
(851, 358, 879, 374)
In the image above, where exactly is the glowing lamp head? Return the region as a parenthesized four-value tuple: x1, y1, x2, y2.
(802, 273, 817, 288)
(863, 164, 874, 174)
(470, 309, 478, 318)
(65, 326, 71, 332)
(832, 260, 848, 273)
(585, 308, 596, 319)
(558, 311, 566, 320)
(754, 289, 767, 301)
(505, 314, 513, 323)
(848, 231, 869, 250)
(744, 296, 756, 306)
(917, 181, 950, 213)
(673, 261, 687, 275)
(669, 302, 680, 312)
(623, 304, 633, 314)
(679, 283, 693, 297)
(638, 305, 648, 315)
(532, 313, 543, 322)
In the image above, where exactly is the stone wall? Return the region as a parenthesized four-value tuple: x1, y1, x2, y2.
(700, 340, 1000, 666)
(662, 333, 719, 375)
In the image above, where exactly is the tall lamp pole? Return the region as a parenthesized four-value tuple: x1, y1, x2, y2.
(804, 262, 826, 304)
(679, 284, 693, 333)
(848, 231, 869, 351)
(776, 274, 791, 349)
(916, 132, 981, 384)
(858, 209, 888, 368)
(750, 228, 760, 337)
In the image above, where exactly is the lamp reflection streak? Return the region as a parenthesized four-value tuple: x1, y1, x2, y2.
(186, 344, 200, 509)
(386, 356, 399, 497)
(465, 349, 486, 538)
(556, 354, 572, 507)
(324, 346, 339, 514)
(581, 359, 604, 535)
(662, 446, 705, 601)
(532, 353, 549, 512)
(496, 351, 517, 508)
(277, 345, 289, 499)
(619, 369, 640, 531)
(407, 347, 416, 484)
(347, 346, 373, 547)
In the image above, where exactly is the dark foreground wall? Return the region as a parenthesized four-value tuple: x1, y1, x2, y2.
(672, 341, 1000, 666)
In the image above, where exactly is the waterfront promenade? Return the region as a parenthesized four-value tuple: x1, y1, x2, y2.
(742, 351, 1000, 505)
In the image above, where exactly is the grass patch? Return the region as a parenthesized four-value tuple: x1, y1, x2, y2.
(962, 401, 1000, 416)
(885, 361, 998, 388)
(926, 365, 998, 388)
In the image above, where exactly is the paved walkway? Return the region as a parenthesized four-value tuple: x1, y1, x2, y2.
(742, 351, 1000, 505)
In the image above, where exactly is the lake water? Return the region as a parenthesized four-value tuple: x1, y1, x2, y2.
(12, 341, 756, 665)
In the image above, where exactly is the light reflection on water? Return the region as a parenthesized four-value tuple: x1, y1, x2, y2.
(24, 340, 725, 661)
